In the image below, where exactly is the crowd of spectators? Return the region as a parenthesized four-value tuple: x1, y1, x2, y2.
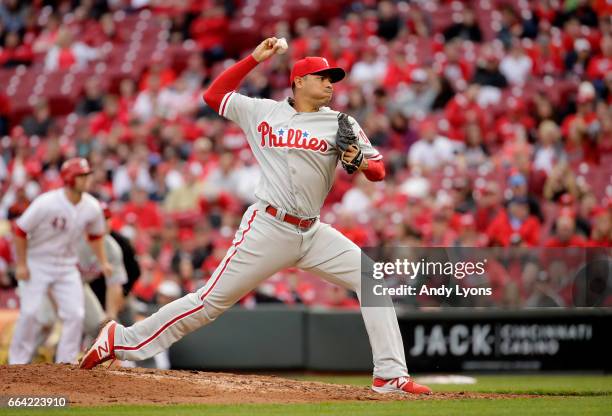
(1, 0, 611, 310)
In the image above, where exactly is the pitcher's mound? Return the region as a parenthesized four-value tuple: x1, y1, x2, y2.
(0, 364, 531, 406)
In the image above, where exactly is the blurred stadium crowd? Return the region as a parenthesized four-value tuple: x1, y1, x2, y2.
(0, 0, 611, 311)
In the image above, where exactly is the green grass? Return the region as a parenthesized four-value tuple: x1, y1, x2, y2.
(1, 375, 611, 416)
(1, 398, 611, 416)
(292, 374, 612, 396)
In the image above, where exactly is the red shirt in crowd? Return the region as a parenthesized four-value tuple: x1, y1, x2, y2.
(586, 237, 611, 247)
(383, 61, 417, 89)
(544, 235, 588, 247)
(437, 56, 473, 82)
(190, 13, 229, 51)
(58, 48, 76, 70)
(524, 40, 564, 77)
(90, 110, 128, 134)
(586, 54, 612, 81)
(486, 210, 541, 247)
(593, 0, 612, 14)
(474, 204, 501, 233)
(324, 49, 357, 74)
(139, 68, 177, 90)
(337, 225, 370, 247)
(494, 115, 536, 143)
(0, 43, 34, 66)
(561, 111, 600, 164)
(562, 112, 598, 137)
(131, 271, 164, 302)
(0, 92, 10, 115)
(120, 201, 163, 231)
(444, 93, 487, 141)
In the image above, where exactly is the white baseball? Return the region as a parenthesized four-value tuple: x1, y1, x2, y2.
(276, 38, 288, 54)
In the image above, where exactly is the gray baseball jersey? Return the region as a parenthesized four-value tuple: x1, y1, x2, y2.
(77, 235, 128, 286)
(220, 93, 382, 217)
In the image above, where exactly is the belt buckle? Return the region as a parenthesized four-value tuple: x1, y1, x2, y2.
(273, 206, 286, 222)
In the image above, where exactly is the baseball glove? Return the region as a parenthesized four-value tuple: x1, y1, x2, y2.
(337, 113, 363, 174)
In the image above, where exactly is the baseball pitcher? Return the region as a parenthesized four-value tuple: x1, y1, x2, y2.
(80, 38, 431, 395)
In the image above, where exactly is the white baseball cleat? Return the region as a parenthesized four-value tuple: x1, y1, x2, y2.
(372, 376, 432, 395)
(79, 320, 117, 370)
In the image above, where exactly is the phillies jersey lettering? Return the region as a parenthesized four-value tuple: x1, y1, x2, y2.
(257, 122, 328, 152)
(220, 91, 381, 217)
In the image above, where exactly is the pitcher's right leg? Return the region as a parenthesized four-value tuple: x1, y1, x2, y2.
(296, 222, 409, 380)
(84, 204, 298, 365)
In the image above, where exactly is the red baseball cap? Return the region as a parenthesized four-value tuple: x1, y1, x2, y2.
(290, 57, 345, 85)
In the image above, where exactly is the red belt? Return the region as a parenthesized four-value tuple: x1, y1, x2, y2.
(265, 205, 317, 230)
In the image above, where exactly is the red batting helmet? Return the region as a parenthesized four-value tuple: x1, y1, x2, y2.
(60, 158, 92, 186)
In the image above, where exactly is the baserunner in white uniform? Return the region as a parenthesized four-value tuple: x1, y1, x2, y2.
(80, 38, 431, 395)
(35, 203, 127, 349)
(9, 158, 112, 364)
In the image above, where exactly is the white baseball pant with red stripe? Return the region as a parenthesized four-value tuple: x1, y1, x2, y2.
(113, 201, 408, 379)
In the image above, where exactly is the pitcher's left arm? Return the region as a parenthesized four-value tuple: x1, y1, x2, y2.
(336, 113, 385, 181)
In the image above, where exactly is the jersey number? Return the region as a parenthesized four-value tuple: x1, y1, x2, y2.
(51, 217, 67, 231)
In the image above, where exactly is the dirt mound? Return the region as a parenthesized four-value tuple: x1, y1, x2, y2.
(0, 364, 534, 406)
